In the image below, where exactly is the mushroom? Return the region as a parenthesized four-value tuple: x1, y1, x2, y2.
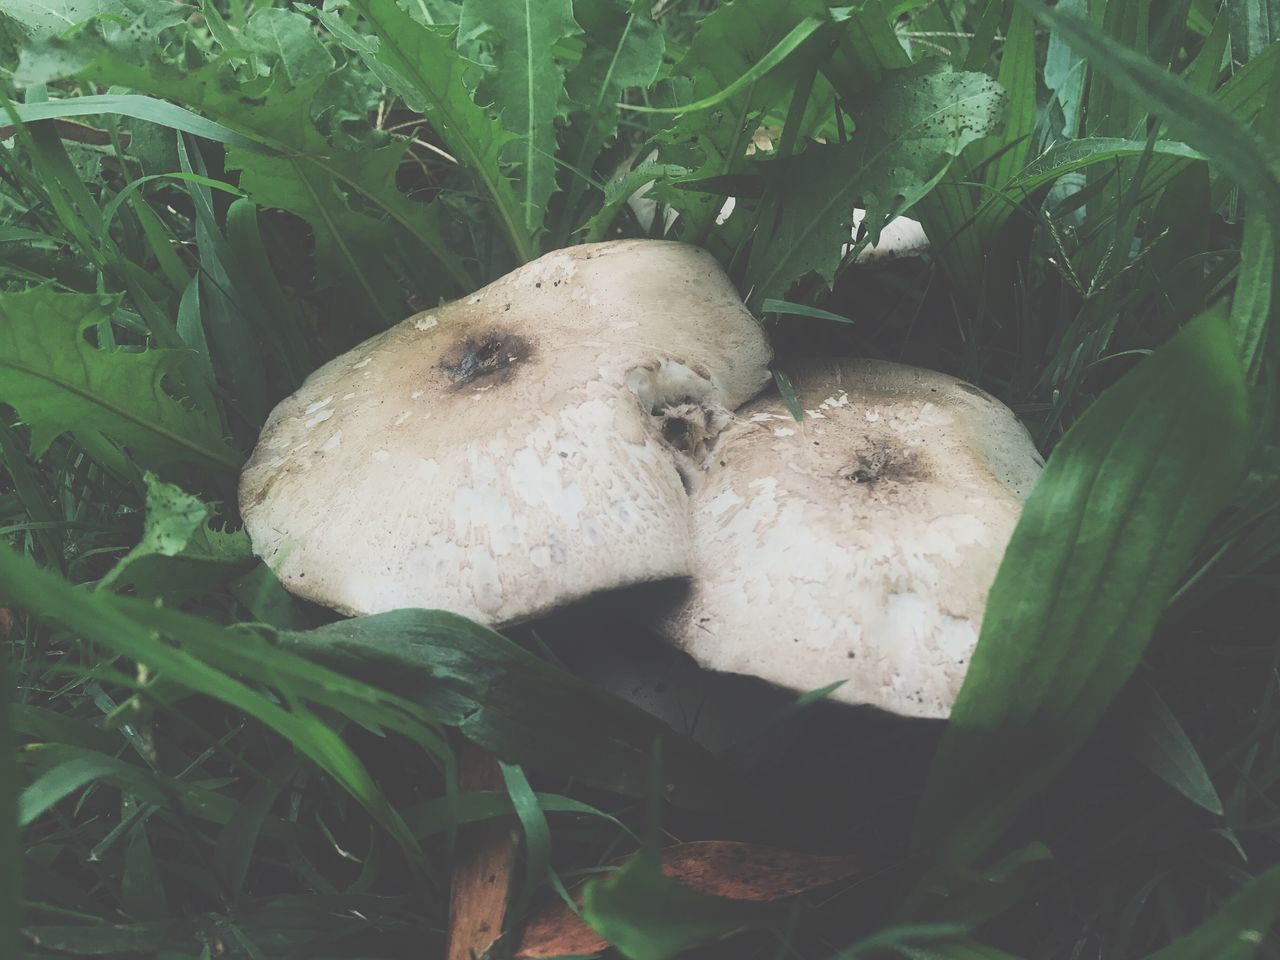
(239, 240, 772, 627)
(660, 358, 1044, 719)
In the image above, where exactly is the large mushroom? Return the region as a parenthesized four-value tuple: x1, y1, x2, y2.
(240, 240, 772, 627)
(660, 358, 1044, 720)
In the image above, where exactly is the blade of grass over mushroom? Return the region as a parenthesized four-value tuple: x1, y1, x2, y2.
(910, 306, 1250, 877)
(1023, 0, 1280, 241)
(0, 287, 242, 476)
(276, 610, 742, 813)
(1138, 866, 1280, 960)
(761, 298, 854, 324)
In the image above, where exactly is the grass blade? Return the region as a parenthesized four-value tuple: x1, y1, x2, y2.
(1024, 0, 1280, 239)
(0, 612, 19, 960)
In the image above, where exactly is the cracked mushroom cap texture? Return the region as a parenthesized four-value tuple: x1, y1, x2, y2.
(663, 358, 1044, 719)
(239, 240, 772, 626)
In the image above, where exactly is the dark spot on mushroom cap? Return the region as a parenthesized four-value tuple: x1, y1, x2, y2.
(439, 330, 533, 388)
(838, 442, 928, 487)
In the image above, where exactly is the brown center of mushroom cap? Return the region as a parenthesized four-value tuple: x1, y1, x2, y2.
(438, 329, 534, 388)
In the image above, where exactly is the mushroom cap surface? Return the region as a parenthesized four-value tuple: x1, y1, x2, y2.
(663, 358, 1043, 719)
(240, 241, 772, 625)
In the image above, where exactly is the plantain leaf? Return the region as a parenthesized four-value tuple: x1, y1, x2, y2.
(0, 287, 241, 474)
(276, 610, 742, 813)
(460, 0, 579, 236)
(911, 306, 1250, 874)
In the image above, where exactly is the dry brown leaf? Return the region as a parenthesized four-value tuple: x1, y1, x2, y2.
(514, 840, 861, 959)
(448, 741, 519, 960)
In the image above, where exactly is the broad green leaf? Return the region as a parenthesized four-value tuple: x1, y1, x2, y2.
(901, 945, 1025, 960)
(276, 610, 741, 813)
(746, 61, 1005, 305)
(1118, 684, 1223, 816)
(97, 472, 251, 601)
(0, 287, 241, 474)
(581, 851, 752, 960)
(243, 7, 334, 86)
(459, 0, 578, 236)
(912, 306, 1250, 873)
(1140, 866, 1280, 959)
(330, 0, 535, 263)
(651, 0, 830, 243)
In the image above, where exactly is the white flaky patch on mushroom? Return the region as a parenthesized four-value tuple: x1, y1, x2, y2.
(239, 240, 772, 626)
(662, 359, 1044, 719)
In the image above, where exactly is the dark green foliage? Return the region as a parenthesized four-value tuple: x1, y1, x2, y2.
(1, 1, 1278, 958)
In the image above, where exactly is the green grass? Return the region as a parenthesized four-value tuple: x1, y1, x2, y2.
(1, 0, 1278, 957)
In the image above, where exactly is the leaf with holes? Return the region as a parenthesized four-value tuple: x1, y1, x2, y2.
(0, 288, 240, 474)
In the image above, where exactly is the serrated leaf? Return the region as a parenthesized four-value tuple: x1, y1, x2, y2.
(0, 287, 240, 474)
(460, 0, 578, 236)
(97, 472, 251, 601)
(243, 7, 334, 86)
(330, 0, 535, 262)
(746, 61, 1005, 304)
(911, 306, 1250, 874)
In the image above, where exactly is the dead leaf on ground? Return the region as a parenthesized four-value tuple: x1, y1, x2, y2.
(514, 840, 861, 959)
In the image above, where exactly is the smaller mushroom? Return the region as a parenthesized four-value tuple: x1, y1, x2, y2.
(661, 358, 1044, 719)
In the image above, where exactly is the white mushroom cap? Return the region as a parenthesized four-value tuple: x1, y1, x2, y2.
(240, 241, 772, 625)
(663, 358, 1044, 719)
